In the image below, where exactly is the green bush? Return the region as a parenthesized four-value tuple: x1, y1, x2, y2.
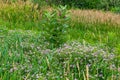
(42, 5, 70, 48)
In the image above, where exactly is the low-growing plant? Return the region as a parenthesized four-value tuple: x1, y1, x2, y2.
(42, 5, 70, 48)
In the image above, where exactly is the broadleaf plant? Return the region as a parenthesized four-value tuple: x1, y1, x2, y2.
(42, 5, 70, 48)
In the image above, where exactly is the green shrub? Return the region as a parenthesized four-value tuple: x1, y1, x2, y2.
(42, 5, 70, 48)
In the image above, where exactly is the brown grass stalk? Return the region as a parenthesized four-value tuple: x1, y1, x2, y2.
(86, 65, 89, 80)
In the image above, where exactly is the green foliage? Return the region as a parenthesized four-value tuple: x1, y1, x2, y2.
(51, 0, 120, 11)
(111, 7, 120, 13)
(42, 5, 69, 48)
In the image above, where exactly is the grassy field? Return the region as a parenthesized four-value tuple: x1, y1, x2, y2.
(0, 1, 120, 80)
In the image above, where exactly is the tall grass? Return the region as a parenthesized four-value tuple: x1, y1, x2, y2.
(0, 1, 120, 80)
(0, 0, 40, 29)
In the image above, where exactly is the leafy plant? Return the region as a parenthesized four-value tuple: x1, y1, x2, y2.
(42, 5, 70, 48)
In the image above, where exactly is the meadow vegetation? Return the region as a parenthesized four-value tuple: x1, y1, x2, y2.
(0, 0, 120, 80)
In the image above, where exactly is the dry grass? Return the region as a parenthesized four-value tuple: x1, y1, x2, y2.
(42, 8, 120, 26)
(0, 0, 34, 7)
(70, 9, 120, 25)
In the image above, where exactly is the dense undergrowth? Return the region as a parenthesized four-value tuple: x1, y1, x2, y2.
(0, 0, 120, 80)
(34, 0, 120, 13)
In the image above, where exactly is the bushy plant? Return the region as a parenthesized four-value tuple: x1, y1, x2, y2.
(42, 5, 69, 48)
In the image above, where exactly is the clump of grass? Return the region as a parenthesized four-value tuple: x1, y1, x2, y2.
(0, 0, 40, 29)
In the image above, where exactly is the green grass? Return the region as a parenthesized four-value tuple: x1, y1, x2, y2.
(0, 30, 120, 80)
(0, 1, 120, 80)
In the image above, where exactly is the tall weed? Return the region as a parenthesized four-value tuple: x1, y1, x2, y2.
(42, 5, 70, 48)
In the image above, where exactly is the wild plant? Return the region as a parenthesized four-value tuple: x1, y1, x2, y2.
(42, 5, 70, 48)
